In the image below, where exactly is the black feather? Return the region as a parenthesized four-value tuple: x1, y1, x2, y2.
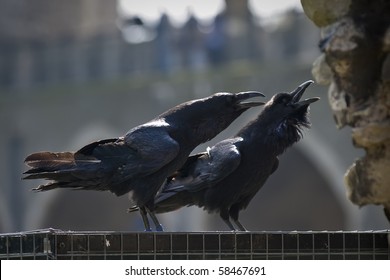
(152, 81, 319, 231)
(23, 91, 265, 231)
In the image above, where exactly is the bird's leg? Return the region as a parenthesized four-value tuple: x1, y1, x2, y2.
(229, 205, 248, 232)
(145, 207, 164, 232)
(223, 219, 236, 231)
(233, 220, 248, 232)
(220, 210, 236, 231)
(139, 206, 152, 231)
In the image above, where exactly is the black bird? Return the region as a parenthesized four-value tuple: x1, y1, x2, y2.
(23, 91, 264, 231)
(138, 80, 319, 231)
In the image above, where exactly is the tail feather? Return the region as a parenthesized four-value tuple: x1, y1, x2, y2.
(32, 181, 88, 192)
(32, 182, 65, 192)
(23, 152, 77, 179)
(23, 169, 78, 180)
(23, 147, 131, 195)
(23, 151, 105, 191)
(25, 152, 75, 167)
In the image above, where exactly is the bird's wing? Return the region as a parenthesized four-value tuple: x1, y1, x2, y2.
(120, 126, 180, 177)
(74, 126, 179, 182)
(167, 138, 242, 193)
(73, 138, 135, 182)
(75, 138, 128, 161)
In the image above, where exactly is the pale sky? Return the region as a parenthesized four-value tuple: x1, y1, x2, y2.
(119, 0, 303, 26)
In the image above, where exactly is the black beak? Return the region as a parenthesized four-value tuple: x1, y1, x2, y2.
(235, 91, 266, 108)
(290, 80, 319, 106)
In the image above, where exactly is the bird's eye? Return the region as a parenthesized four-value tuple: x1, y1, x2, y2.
(281, 97, 289, 103)
(277, 95, 290, 104)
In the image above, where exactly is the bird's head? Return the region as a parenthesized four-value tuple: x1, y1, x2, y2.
(202, 90, 266, 115)
(261, 80, 319, 141)
(162, 91, 265, 142)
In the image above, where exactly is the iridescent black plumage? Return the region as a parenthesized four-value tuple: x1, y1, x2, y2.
(147, 81, 319, 231)
(23, 91, 264, 231)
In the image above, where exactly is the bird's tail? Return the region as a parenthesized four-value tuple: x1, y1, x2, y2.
(23, 151, 99, 191)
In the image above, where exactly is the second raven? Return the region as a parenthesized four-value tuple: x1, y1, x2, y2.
(136, 80, 319, 231)
(23, 91, 264, 231)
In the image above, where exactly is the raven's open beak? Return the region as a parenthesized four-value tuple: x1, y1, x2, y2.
(235, 91, 266, 108)
(290, 80, 320, 106)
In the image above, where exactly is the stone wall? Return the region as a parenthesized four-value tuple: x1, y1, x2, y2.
(302, 0, 390, 221)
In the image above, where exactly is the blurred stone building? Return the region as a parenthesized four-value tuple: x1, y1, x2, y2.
(0, 0, 318, 89)
(0, 0, 388, 232)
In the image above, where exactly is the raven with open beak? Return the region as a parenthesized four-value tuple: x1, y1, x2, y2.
(24, 90, 265, 231)
(146, 80, 319, 231)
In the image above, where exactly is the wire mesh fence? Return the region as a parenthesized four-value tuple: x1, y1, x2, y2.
(1, 229, 389, 260)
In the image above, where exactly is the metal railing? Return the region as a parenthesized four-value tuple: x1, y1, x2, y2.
(1, 229, 389, 260)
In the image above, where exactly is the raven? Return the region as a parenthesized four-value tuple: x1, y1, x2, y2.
(23, 91, 264, 231)
(139, 80, 319, 231)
